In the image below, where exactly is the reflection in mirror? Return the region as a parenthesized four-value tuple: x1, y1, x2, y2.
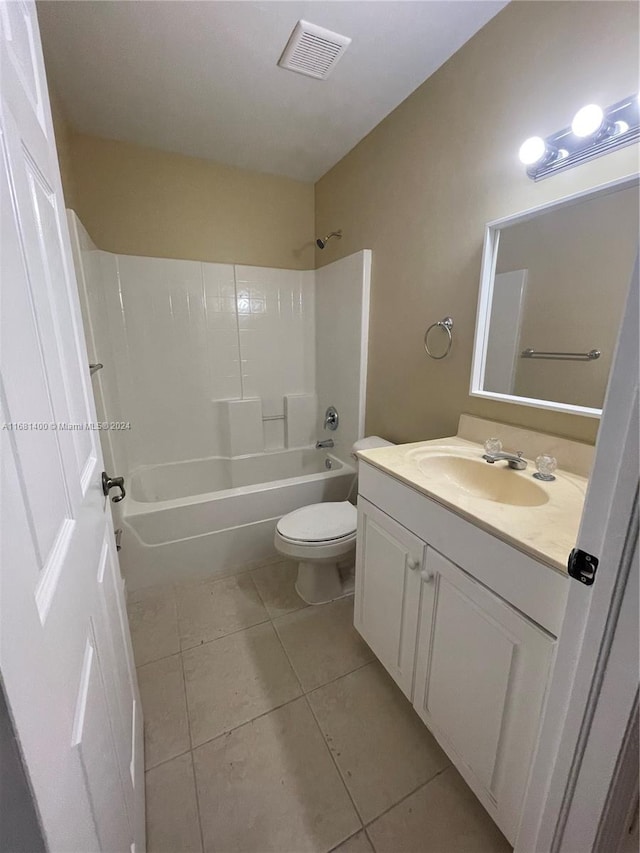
(472, 180, 638, 416)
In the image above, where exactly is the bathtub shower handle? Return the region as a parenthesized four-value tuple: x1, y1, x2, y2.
(102, 471, 126, 503)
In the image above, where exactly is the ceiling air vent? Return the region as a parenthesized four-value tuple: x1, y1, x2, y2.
(278, 20, 351, 80)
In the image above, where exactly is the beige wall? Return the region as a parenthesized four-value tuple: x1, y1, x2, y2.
(315, 1, 639, 445)
(61, 132, 315, 270)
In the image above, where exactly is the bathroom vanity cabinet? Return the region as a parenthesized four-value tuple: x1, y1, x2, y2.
(354, 460, 570, 845)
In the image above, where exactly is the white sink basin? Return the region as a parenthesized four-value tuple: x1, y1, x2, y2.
(409, 453, 549, 507)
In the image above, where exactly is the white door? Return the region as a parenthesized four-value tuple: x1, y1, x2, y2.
(354, 498, 423, 698)
(517, 257, 639, 853)
(0, 2, 144, 851)
(413, 548, 555, 844)
(484, 269, 527, 394)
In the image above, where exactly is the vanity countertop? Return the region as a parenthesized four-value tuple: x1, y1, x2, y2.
(357, 435, 588, 574)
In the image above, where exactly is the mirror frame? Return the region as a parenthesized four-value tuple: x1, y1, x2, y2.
(470, 174, 639, 419)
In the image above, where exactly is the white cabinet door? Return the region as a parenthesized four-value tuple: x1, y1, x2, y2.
(413, 548, 555, 844)
(354, 498, 423, 698)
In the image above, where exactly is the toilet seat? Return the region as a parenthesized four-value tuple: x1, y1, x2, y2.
(274, 502, 357, 604)
(276, 501, 357, 544)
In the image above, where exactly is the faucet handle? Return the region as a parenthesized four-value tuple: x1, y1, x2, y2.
(484, 437, 502, 455)
(534, 455, 557, 481)
(324, 406, 339, 431)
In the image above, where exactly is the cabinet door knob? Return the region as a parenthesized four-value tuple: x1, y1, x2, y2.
(421, 570, 435, 583)
(407, 557, 420, 571)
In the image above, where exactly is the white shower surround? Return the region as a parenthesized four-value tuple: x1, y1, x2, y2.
(70, 215, 317, 473)
(68, 212, 371, 588)
(315, 251, 371, 465)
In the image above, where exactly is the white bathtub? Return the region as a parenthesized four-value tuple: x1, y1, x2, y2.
(119, 449, 355, 591)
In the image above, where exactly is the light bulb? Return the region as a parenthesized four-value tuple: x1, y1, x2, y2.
(571, 104, 605, 138)
(518, 136, 547, 166)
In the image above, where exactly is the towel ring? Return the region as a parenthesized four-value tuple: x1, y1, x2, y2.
(424, 316, 454, 360)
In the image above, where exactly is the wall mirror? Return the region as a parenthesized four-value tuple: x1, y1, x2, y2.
(470, 177, 639, 417)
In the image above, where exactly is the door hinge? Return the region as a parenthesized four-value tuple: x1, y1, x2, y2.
(568, 548, 599, 585)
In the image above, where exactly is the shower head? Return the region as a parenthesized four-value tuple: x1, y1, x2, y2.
(316, 230, 342, 249)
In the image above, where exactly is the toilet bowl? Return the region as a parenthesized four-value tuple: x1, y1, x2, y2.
(274, 501, 357, 605)
(274, 437, 393, 605)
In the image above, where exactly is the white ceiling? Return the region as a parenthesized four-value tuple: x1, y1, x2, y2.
(38, 1, 507, 182)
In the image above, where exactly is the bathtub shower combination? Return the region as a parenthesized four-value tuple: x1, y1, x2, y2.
(120, 450, 354, 589)
(69, 212, 371, 591)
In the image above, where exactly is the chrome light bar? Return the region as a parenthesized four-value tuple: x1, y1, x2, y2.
(519, 94, 639, 181)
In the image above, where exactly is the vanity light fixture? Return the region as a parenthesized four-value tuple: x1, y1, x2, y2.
(519, 93, 640, 180)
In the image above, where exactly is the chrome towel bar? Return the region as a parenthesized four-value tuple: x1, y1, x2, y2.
(521, 348, 601, 361)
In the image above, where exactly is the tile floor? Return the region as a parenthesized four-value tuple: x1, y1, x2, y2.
(128, 559, 512, 853)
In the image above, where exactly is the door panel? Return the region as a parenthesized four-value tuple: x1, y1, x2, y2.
(422, 570, 516, 791)
(0, 0, 45, 126)
(0, 127, 73, 568)
(355, 498, 423, 697)
(92, 533, 144, 838)
(413, 548, 555, 843)
(1, 429, 100, 853)
(0, 2, 143, 850)
(71, 636, 131, 853)
(24, 154, 95, 479)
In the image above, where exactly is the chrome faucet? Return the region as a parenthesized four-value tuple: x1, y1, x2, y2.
(316, 439, 334, 449)
(482, 450, 527, 470)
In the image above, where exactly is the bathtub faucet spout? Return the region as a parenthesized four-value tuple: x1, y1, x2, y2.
(315, 439, 334, 449)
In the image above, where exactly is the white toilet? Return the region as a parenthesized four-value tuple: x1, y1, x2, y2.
(274, 436, 393, 605)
